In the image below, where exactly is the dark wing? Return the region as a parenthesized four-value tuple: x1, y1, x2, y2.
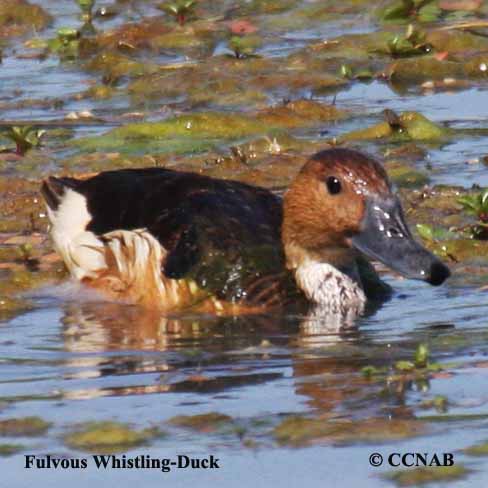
(46, 168, 301, 306)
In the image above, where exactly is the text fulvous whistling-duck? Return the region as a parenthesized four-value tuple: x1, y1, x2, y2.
(41, 148, 450, 318)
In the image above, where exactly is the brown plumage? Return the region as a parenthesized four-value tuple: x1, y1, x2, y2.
(41, 148, 449, 317)
(282, 148, 391, 270)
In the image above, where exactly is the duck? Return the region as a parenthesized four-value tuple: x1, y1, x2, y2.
(40, 148, 450, 317)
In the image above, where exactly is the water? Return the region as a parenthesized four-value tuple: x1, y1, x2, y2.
(2, 1, 488, 487)
(2, 278, 488, 486)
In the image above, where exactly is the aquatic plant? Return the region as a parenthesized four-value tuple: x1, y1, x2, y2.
(64, 422, 161, 453)
(16, 243, 39, 271)
(0, 444, 24, 457)
(1, 126, 45, 156)
(380, 0, 442, 23)
(414, 343, 429, 368)
(159, 0, 197, 26)
(458, 189, 488, 238)
(77, 0, 95, 22)
(0, 416, 51, 437)
(387, 24, 432, 57)
(57, 27, 80, 45)
(228, 34, 261, 59)
(384, 465, 471, 486)
(416, 223, 453, 242)
(339, 64, 374, 80)
(226, 18, 261, 59)
(48, 27, 82, 59)
(394, 343, 431, 371)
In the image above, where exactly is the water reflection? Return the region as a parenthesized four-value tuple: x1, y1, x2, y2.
(58, 300, 388, 416)
(60, 300, 366, 354)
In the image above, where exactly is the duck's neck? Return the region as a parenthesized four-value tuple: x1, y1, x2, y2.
(284, 243, 366, 314)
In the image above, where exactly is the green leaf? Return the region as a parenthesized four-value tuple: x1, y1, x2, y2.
(394, 360, 415, 371)
(162, 5, 179, 15)
(381, 0, 413, 21)
(340, 64, 353, 79)
(418, 3, 442, 22)
(416, 223, 434, 241)
(414, 343, 429, 368)
(481, 189, 488, 206)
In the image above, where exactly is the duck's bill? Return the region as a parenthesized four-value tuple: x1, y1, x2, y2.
(351, 196, 450, 286)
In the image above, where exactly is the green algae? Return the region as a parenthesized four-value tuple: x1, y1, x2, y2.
(394, 360, 416, 372)
(464, 440, 488, 456)
(384, 465, 471, 486)
(432, 238, 488, 262)
(400, 111, 448, 140)
(73, 112, 272, 154)
(64, 422, 161, 453)
(150, 28, 215, 53)
(111, 113, 268, 139)
(240, 0, 299, 15)
(258, 99, 345, 128)
(127, 53, 345, 110)
(273, 416, 425, 447)
(388, 56, 465, 83)
(427, 29, 488, 53)
(0, 416, 50, 437)
(338, 111, 448, 143)
(168, 412, 234, 432)
(74, 102, 342, 154)
(84, 52, 159, 84)
(386, 161, 430, 188)
(416, 223, 456, 242)
(420, 395, 449, 412)
(0, 443, 24, 456)
(361, 365, 387, 378)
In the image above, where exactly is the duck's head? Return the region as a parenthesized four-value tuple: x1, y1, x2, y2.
(283, 148, 450, 286)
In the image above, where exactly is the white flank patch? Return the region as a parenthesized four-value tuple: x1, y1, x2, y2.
(47, 188, 106, 280)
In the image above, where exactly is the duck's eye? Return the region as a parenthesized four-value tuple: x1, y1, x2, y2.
(326, 176, 342, 195)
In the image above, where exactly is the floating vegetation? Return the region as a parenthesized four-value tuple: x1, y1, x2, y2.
(337, 110, 447, 143)
(273, 416, 425, 447)
(158, 0, 197, 26)
(379, 0, 442, 24)
(64, 422, 162, 453)
(228, 35, 262, 59)
(168, 412, 233, 432)
(0, 444, 24, 456)
(0, 417, 51, 437)
(464, 440, 488, 456)
(383, 465, 472, 486)
(458, 189, 488, 239)
(77, 0, 95, 23)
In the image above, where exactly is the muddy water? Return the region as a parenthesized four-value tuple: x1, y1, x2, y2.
(3, 1, 488, 487)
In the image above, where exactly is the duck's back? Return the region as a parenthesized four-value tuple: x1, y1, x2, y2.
(42, 168, 300, 312)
